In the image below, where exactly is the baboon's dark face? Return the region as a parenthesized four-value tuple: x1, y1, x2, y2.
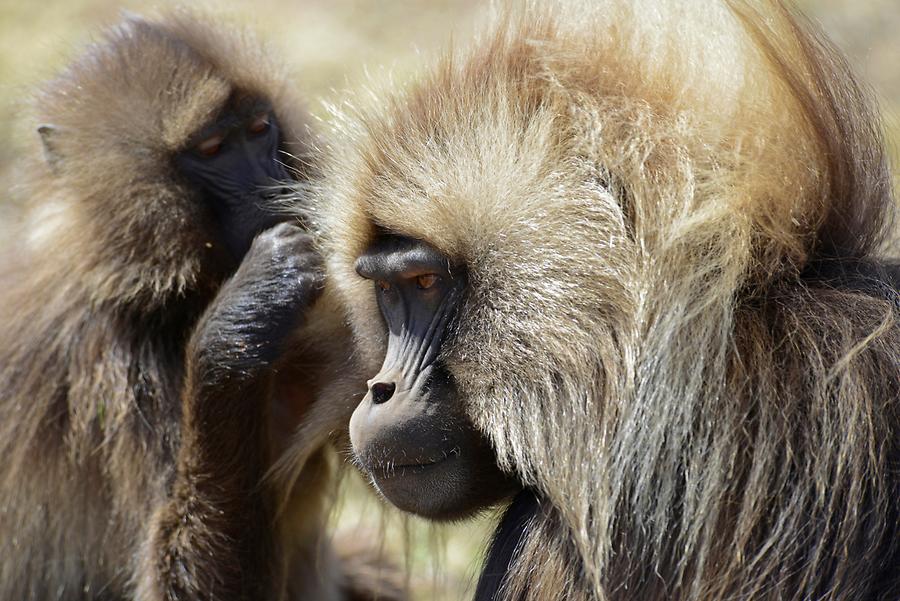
(349, 236, 518, 520)
(175, 97, 290, 262)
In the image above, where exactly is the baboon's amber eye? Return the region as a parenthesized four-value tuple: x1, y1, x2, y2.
(248, 114, 271, 135)
(377, 280, 391, 292)
(416, 274, 438, 290)
(196, 134, 225, 157)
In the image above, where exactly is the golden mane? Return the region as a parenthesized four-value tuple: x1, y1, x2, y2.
(318, 1, 899, 598)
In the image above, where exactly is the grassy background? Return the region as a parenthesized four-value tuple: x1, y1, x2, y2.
(0, 1, 896, 599)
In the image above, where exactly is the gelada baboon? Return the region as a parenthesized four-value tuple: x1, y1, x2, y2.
(0, 12, 399, 601)
(317, 0, 900, 599)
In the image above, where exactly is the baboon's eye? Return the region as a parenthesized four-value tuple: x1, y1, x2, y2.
(196, 134, 225, 157)
(377, 280, 391, 292)
(248, 114, 271, 135)
(416, 274, 439, 290)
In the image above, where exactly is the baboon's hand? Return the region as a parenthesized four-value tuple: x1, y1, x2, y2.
(190, 222, 324, 383)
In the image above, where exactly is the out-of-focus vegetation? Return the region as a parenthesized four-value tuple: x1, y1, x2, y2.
(801, 0, 900, 197)
(0, 1, 895, 599)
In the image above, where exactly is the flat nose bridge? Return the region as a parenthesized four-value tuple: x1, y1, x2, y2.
(370, 381, 396, 404)
(236, 139, 283, 188)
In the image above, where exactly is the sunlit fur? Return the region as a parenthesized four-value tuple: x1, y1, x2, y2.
(0, 11, 400, 600)
(317, 1, 899, 599)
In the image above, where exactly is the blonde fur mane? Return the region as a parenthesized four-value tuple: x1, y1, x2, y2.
(319, 1, 898, 599)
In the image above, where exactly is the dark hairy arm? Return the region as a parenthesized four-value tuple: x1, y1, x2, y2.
(137, 223, 323, 601)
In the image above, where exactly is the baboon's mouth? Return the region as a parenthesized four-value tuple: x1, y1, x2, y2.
(366, 453, 454, 479)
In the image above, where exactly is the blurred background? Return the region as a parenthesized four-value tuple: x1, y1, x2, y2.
(0, 1, 896, 599)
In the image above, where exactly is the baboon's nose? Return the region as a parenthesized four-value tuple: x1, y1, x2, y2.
(370, 382, 396, 404)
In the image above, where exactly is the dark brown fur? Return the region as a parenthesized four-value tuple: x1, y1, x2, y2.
(0, 12, 402, 601)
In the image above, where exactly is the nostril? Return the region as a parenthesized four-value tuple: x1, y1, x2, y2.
(370, 382, 396, 405)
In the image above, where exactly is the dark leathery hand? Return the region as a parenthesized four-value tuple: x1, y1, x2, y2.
(191, 223, 324, 382)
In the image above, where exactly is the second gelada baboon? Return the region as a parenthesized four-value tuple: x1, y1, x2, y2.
(0, 10, 401, 601)
(317, 0, 900, 599)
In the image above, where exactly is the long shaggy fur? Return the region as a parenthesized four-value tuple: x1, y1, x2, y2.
(0, 11, 398, 600)
(318, 1, 899, 599)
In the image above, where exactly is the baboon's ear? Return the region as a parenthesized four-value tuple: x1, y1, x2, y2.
(37, 124, 62, 170)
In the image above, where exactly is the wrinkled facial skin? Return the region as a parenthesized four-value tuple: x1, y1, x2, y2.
(175, 98, 290, 262)
(350, 236, 519, 521)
